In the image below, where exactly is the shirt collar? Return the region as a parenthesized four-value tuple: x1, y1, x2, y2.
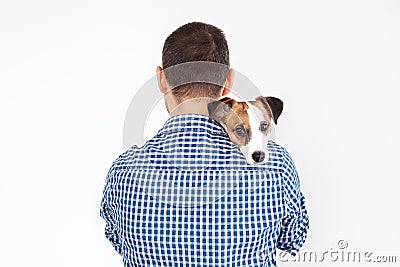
(157, 114, 228, 136)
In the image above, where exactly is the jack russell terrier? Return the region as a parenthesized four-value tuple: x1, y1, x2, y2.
(207, 96, 283, 165)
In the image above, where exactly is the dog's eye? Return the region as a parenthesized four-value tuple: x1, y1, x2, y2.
(234, 125, 246, 137)
(260, 122, 269, 132)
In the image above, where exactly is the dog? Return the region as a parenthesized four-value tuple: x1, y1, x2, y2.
(207, 96, 283, 165)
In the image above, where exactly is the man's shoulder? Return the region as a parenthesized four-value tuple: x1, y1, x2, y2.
(267, 140, 292, 163)
(109, 138, 292, 172)
(109, 144, 140, 171)
(109, 134, 165, 169)
(267, 140, 285, 155)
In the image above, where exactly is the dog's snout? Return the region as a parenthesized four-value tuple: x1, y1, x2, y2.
(251, 150, 265, 163)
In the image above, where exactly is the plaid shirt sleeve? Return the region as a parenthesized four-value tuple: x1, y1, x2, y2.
(100, 164, 123, 254)
(277, 147, 310, 256)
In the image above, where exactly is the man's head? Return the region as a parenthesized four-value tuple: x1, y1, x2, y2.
(156, 22, 234, 114)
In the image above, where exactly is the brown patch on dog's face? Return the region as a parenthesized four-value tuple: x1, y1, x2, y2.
(208, 98, 251, 146)
(256, 96, 283, 124)
(248, 98, 274, 136)
(224, 101, 251, 146)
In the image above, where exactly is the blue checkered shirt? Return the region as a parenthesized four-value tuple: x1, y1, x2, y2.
(100, 114, 309, 267)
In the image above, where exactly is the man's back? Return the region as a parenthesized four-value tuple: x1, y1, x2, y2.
(101, 114, 309, 267)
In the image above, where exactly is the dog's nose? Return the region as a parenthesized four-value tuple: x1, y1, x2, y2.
(251, 151, 265, 163)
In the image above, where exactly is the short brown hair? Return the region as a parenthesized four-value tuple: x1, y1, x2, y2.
(162, 22, 230, 102)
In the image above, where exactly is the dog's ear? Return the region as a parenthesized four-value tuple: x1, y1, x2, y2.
(258, 96, 284, 124)
(208, 97, 236, 122)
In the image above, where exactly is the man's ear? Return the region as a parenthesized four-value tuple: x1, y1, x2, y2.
(207, 97, 236, 122)
(221, 69, 234, 96)
(258, 96, 284, 124)
(156, 66, 168, 94)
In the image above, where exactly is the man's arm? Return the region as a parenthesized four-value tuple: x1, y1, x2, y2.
(100, 166, 123, 255)
(277, 148, 310, 256)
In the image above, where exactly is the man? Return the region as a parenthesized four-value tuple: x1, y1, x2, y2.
(100, 22, 309, 266)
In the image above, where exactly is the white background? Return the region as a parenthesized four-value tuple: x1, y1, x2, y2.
(1, 0, 399, 266)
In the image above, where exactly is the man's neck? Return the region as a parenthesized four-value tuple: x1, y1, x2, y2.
(169, 98, 213, 117)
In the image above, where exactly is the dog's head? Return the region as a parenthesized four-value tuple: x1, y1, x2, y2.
(208, 96, 283, 165)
